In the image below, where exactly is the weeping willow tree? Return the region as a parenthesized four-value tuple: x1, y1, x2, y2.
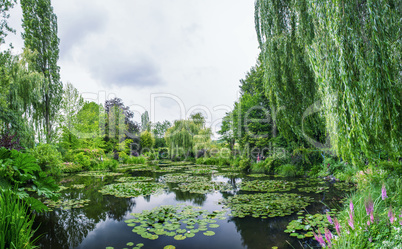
(255, 0, 325, 149)
(308, 0, 402, 162)
(165, 115, 211, 158)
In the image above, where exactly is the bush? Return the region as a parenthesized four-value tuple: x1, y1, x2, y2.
(101, 158, 119, 171)
(0, 148, 59, 211)
(30, 143, 63, 176)
(126, 156, 146, 164)
(0, 189, 38, 249)
(378, 160, 402, 175)
(60, 162, 83, 173)
(74, 152, 91, 170)
(238, 158, 251, 171)
(276, 164, 298, 177)
(118, 151, 129, 163)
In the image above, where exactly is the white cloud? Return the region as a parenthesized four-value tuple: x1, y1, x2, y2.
(5, 0, 260, 138)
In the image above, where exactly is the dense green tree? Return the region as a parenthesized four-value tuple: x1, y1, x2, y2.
(152, 120, 171, 148)
(75, 102, 106, 149)
(308, 0, 402, 162)
(21, 0, 63, 143)
(255, 0, 324, 148)
(139, 130, 155, 152)
(141, 111, 150, 132)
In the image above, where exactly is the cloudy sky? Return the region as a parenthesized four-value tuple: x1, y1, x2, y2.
(6, 0, 260, 139)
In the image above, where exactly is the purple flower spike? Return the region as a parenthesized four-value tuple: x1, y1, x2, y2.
(334, 218, 341, 236)
(388, 207, 395, 224)
(365, 196, 374, 216)
(370, 212, 374, 223)
(350, 200, 354, 213)
(348, 212, 355, 230)
(324, 228, 333, 247)
(382, 184, 388, 200)
(326, 212, 333, 224)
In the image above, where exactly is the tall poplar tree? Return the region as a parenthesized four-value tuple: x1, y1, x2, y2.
(21, 0, 62, 143)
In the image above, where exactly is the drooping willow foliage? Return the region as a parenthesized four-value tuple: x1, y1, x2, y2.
(165, 119, 211, 158)
(255, 0, 325, 148)
(255, 0, 402, 162)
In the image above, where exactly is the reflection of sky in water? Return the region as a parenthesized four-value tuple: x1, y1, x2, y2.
(77, 192, 244, 249)
(34, 172, 344, 249)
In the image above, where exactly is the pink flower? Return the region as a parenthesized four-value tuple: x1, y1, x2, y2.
(324, 228, 333, 247)
(367, 220, 370, 226)
(382, 184, 388, 200)
(313, 232, 326, 247)
(365, 196, 374, 216)
(388, 206, 395, 224)
(348, 212, 355, 230)
(326, 212, 333, 224)
(350, 200, 354, 213)
(369, 237, 372, 243)
(334, 218, 341, 236)
(370, 212, 374, 223)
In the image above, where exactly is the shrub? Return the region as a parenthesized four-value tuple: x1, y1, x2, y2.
(276, 164, 298, 177)
(118, 151, 129, 163)
(101, 158, 119, 171)
(0, 189, 38, 249)
(74, 152, 91, 170)
(238, 158, 251, 171)
(250, 161, 267, 173)
(60, 162, 83, 173)
(30, 143, 63, 176)
(126, 156, 146, 164)
(378, 160, 402, 175)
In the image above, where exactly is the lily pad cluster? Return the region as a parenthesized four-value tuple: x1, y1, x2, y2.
(297, 186, 329, 194)
(175, 181, 233, 194)
(106, 242, 144, 249)
(246, 174, 268, 178)
(125, 205, 225, 241)
(78, 171, 123, 177)
(160, 173, 207, 183)
(284, 210, 337, 239)
(184, 166, 217, 175)
(215, 172, 241, 178)
(70, 184, 86, 189)
(44, 198, 90, 210)
(116, 176, 154, 182)
(220, 193, 313, 218)
(99, 182, 165, 198)
(333, 182, 355, 192)
(239, 179, 297, 192)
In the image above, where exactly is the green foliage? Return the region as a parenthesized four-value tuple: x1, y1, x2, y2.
(377, 160, 402, 175)
(100, 158, 119, 171)
(30, 143, 62, 176)
(140, 131, 155, 151)
(0, 147, 59, 211)
(276, 164, 298, 177)
(21, 0, 63, 143)
(195, 156, 231, 167)
(74, 152, 91, 171)
(126, 156, 146, 165)
(238, 158, 251, 171)
(60, 162, 82, 173)
(0, 189, 38, 249)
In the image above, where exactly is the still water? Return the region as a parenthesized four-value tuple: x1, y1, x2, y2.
(34, 166, 347, 249)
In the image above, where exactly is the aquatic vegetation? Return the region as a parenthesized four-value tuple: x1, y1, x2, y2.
(246, 174, 268, 178)
(44, 198, 90, 210)
(105, 242, 144, 249)
(160, 173, 207, 183)
(99, 182, 165, 198)
(70, 184, 86, 189)
(284, 211, 338, 239)
(239, 179, 297, 192)
(297, 186, 329, 194)
(78, 171, 123, 177)
(116, 176, 154, 182)
(333, 181, 355, 192)
(124, 205, 225, 241)
(175, 181, 233, 194)
(184, 166, 218, 175)
(220, 193, 313, 218)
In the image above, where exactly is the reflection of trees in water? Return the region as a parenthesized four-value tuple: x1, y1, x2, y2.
(34, 176, 135, 249)
(228, 216, 297, 249)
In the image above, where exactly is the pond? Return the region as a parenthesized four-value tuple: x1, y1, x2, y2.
(33, 163, 351, 249)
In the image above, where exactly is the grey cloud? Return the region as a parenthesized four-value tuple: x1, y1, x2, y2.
(58, 7, 108, 58)
(87, 49, 164, 88)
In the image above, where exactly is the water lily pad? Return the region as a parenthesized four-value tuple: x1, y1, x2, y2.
(99, 182, 165, 198)
(164, 245, 176, 249)
(174, 235, 186, 240)
(203, 231, 215, 236)
(240, 179, 296, 192)
(116, 176, 154, 182)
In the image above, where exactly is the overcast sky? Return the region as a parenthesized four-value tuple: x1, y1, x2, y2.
(6, 0, 260, 139)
